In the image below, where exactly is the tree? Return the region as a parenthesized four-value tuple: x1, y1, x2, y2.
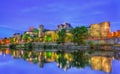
(33, 35, 39, 42)
(70, 26, 88, 45)
(24, 42, 34, 50)
(57, 29, 66, 44)
(88, 41, 95, 46)
(32, 28, 39, 42)
(43, 35, 52, 44)
(56, 51, 67, 69)
(33, 28, 39, 34)
(10, 37, 14, 44)
(22, 34, 31, 42)
(65, 33, 73, 42)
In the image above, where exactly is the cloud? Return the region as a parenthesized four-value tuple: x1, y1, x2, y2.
(111, 21, 120, 24)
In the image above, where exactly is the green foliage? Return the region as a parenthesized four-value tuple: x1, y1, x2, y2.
(33, 36, 39, 42)
(70, 26, 88, 45)
(57, 29, 66, 44)
(9, 44, 17, 49)
(71, 51, 89, 68)
(43, 52, 52, 58)
(33, 28, 39, 33)
(32, 59, 38, 64)
(47, 35, 52, 42)
(22, 33, 31, 42)
(56, 51, 89, 68)
(22, 51, 29, 60)
(10, 37, 14, 44)
(88, 41, 95, 46)
(56, 39, 61, 44)
(43, 35, 52, 43)
(24, 42, 34, 50)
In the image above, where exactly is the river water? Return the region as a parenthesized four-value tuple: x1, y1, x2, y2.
(0, 49, 120, 74)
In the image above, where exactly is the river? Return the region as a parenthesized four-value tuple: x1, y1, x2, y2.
(0, 49, 120, 74)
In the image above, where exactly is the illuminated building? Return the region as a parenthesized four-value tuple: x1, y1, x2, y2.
(100, 22, 111, 38)
(1, 38, 10, 45)
(113, 30, 120, 37)
(12, 50, 21, 58)
(90, 56, 102, 70)
(89, 22, 110, 39)
(117, 30, 120, 37)
(13, 33, 21, 41)
(101, 57, 112, 73)
(89, 24, 101, 38)
(0, 39, 2, 45)
(90, 56, 112, 73)
(0, 38, 4, 45)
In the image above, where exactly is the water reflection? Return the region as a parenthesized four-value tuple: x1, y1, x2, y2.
(90, 56, 112, 73)
(9, 50, 89, 70)
(0, 49, 119, 73)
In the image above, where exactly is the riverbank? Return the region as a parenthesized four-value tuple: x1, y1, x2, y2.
(0, 43, 120, 51)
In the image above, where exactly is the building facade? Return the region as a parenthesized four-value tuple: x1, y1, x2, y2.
(57, 22, 72, 32)
(89, 22, 110, 39)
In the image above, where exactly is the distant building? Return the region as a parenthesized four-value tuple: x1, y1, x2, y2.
(113, 30, 120, 37)
(13, 33, 21, 41)
(57, 22, 72, 32)
(25, 31, 34, 37)
(29, 26, 34, 32)
(45, 30, 56, 42)
(0, 39, 1, 44)
(107, 30, 120, 44)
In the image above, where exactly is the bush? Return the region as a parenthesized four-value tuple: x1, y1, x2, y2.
(24, 42, 34, 51)
(88, 41, 95, 46)
(9, 44, 17, 49)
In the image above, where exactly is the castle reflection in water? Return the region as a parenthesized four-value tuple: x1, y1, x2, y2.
(0, 49, 118, 73)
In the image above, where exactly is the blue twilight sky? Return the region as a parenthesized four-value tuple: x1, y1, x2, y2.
(0, 0, 120, 37)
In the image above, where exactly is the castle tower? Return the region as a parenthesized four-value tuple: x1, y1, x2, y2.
(100, 22, 110, 38)
(38, 25, 44, 38)
(89, 21, 110, 39)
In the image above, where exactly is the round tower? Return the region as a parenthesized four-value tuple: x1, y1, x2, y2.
(38, 25, 44, 38)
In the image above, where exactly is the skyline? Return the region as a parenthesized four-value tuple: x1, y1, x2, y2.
(0, 0, 120, 37)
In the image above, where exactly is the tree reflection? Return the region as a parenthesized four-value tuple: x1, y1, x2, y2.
(0, 49, 113, 73)
(55, 51, 89, 70)
(71, 51, 89, 68)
